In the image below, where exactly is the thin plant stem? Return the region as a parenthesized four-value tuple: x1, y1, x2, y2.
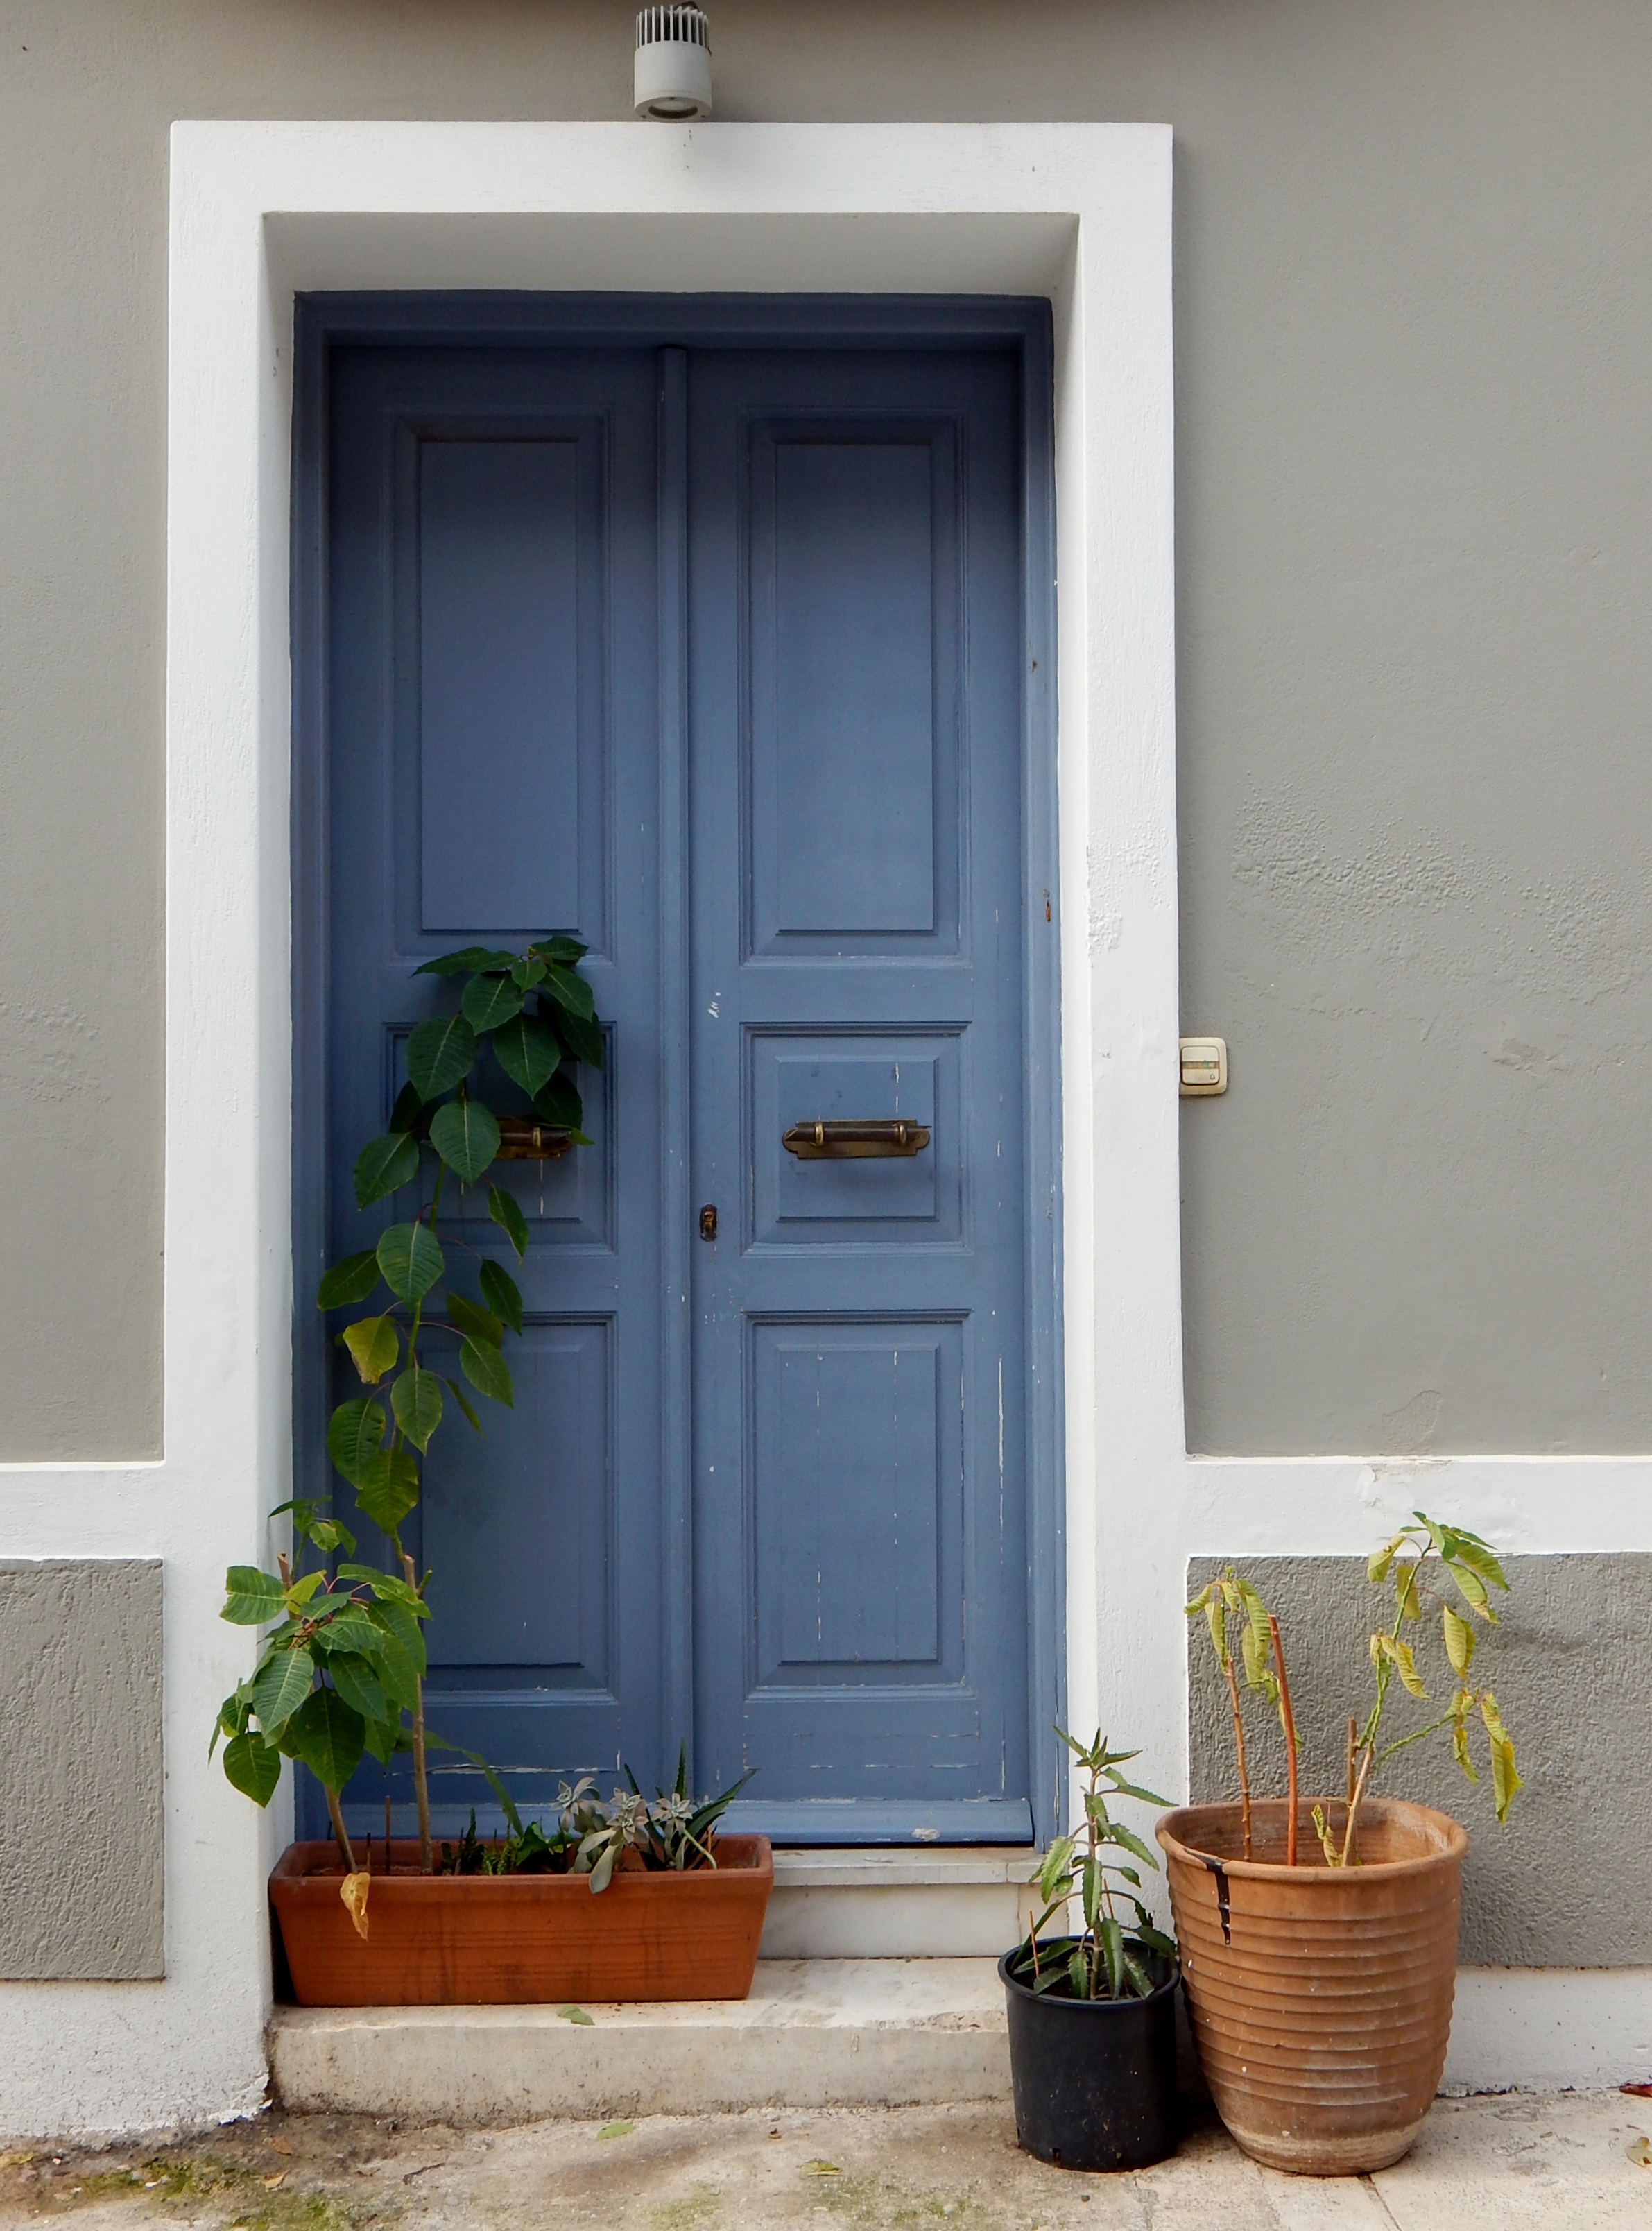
(1223, 1652, 1253, 1859)
(1268, 1614, 1300, 1867)
(1346, 1716, 1357, 1806)
(402, 1548, 433, 1872)
(325, 1784, 357, 1873)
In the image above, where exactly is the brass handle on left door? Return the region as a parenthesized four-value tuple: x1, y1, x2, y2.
(782, 1120, 931, 1160)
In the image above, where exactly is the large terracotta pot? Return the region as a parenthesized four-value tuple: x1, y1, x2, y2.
(1157, 1799, 1465, 2175)
(270, 1836, 773, 2006)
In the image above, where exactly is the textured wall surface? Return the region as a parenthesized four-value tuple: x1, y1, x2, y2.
(0, 1560, 164, 1979)
(0, 0, 1650, 1454)
(1187, 1553, 1652, 1967)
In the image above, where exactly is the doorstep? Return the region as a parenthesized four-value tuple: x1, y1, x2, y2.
(268, 1957, 1009, 2122)
(760, 1845, 1040, 1959)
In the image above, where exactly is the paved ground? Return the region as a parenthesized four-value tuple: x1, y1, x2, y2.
(1, 2094, 1649, 2231)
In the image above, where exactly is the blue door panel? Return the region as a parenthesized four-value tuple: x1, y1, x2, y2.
(319, 345, 660, 1839)
(311, 322, 1036, 1847)
(689, 349, 1031, 1842)
(753, 1034, 961, 1243)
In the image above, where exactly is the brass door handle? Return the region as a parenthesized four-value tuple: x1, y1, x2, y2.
(782, 1120, 931, 1160)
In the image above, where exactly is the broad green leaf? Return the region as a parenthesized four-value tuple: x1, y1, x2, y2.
(286, 1686, 365, 1792)
(325, 1650, 388, 1725)
(1449, 1530, 1511, 1594)
(354, 1449, 421, 1534)
(447, 1292, 504, 1348)
(430, 1096, 501, 1186)
(406, 1012, 478, 1100)
(251, 1645, 315, 1734)
(327, 1397, 386, 1489)
(389, 1080, 425, 1134)
(368, 1595, 427, 1678)
(548, 1002, 603, 1072)
(353, 1129, 420, 1210)
(1442, 1605, 1474, 1676)
(223, 1729, 282, 1806)
(1205, 1594, 1228, 1670)
(479, 1258, 524, 1334)
(1389, 1636, 1428, 1700)
(460, 1335, 513, 1408)
(377, 1221, 445, 1306)
(533, 934, 588, 965)
(533, 1070, 584, 1130)
(444, 1375, 483, 1433)
(361, 1616, 421, 1711)
(512, 953, 548, 991)
(488, 1186, 530, 1260)
(343, 1315, 399, 1385)
(1036, 1836, 1074, 1904)
(492, 1013, 560, 1096)
(391, 1364, 445, 1451)
(1449, 1561, 1491, 1618)
(362, 1713, 404, 1768)
(221, 1566, 286, 1625)
(1067, 1948, 1090, 2000)
(541, 961, 596, 1023)
(1239, 1617, 1267, 1691)
(461, 972, 524, 1033)
(283, 1570, 325, 1614)
(415, 946, 516, 977)
(318, 1250, 383, 1310)
(336, 1564, 428, 1612)
(1135, 1921, 1177, 1960)
(212, 1687, 252, 1756)
(1490, 1732, 1522, 1822)
(309, 1607, 382, 1659)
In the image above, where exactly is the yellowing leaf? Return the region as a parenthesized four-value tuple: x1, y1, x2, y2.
(558, 2004, 594, 2026)
(1394, 1562, 1421, 1622)
(1442, 1605, 1474, 1676)
(261, 2173, 287, 2190)
(1391, 1638, 1428, 1700)
(802, 2161, 842, 2176)
(343, 1315, 399, 1385)
(597, 2121, 633, 2141)
(1626, 2135, 1650, 2167)
(340, 1871, 370, 1942)
(1490, 1734, 1523, 1822)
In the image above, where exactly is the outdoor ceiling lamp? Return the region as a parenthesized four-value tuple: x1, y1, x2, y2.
(635, 5, 713, 119)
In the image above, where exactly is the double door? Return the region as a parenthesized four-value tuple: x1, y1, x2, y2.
(316, 321, 1034, 1844)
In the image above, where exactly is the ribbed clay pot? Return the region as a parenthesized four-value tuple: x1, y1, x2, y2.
(1157, 1798, 1465, 2176)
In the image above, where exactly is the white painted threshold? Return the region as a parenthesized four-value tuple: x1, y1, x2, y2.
(761, 1848, 1039, 1960)
(270, 1959, 1009, 2121)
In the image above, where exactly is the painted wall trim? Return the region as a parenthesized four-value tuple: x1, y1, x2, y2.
(2, 116, 1640, 2132)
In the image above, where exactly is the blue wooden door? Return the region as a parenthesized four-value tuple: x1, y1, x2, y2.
(321, 343, 668, 1836)
(687, 349, 1032, 1841)
(311, 320, 1034, 1845)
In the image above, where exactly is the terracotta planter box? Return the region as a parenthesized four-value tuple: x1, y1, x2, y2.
(270, 1836, 773, 2006)
(1158, 1798, 1465, 2176)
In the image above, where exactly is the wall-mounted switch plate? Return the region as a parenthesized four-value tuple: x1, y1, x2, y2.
(1180, 1036, 1228, 1096)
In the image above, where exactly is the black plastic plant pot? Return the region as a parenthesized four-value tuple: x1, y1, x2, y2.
(998, 1949, 1179, 2172)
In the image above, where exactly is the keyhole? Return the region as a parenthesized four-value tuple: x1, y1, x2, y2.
(698, 1204, 718, 1242)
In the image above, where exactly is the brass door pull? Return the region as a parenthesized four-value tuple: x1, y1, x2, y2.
(782, 1120, 931, 1160)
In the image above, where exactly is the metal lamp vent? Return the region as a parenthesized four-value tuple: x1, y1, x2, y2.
(634, 5, 713, 120)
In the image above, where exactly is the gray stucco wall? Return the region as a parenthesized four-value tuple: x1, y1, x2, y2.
(1, 1, 1650, 1454)
(1187, 1554, 1652, 1967)
(0, 1561, 164, 1980)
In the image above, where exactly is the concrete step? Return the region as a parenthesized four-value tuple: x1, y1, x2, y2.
(269, 1957, 1010, 2122)
(760, 1847, 1038, 1959)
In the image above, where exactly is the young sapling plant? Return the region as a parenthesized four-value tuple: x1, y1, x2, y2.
(1004, 1728, 1177, 2001)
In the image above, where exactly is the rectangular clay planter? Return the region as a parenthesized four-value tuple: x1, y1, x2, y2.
(270, 1836, 773, 2006)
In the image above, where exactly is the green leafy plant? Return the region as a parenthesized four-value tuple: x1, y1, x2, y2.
(1004, 1728, 1176, 2002)
(1188, 1510, 1523, 1870)
(212, 939, 603, 1872)
(436, 1749, 754, 1890)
